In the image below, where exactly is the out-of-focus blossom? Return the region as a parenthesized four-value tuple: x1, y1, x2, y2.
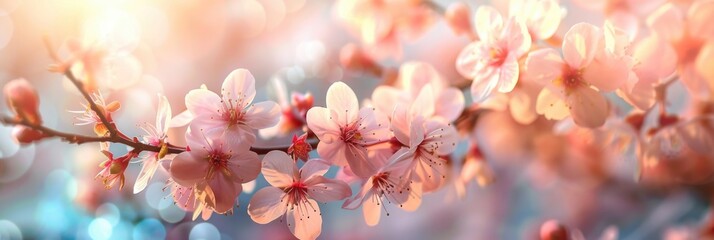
(169, 123, 261, 217)
(647, 1, 714, 99)
(339, 43, 381, 76)
(456, 6, 532, 103)
(133, 95, 173, 194)
(540, 220, 569, 240)
(306, 81, 390, 178)
(334, 0, 435, 59)
(96, 150, 136, 190)
(342, 148, 421, 226)
(248, 151, 351, 240)
(508, 0, 563, 40)
(445, 2, 474, 38)
(288, 133, 312, 162)
(372, 61, 465, 123)
(572, 0, 664, 38)
(616, 34, 676, 110)
(3, 78, 41, 124)
(184, 69, 280, 144)
(260, 78, 313, 138)
(390, 86, 459, 192)
(458, 145, 494, 192)
(70, 92, 120, 136)
(526, 23, 633, 128)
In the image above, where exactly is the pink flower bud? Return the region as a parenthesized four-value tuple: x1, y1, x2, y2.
(445, 2, 473, 37)
(540, 220, 569, 240)
(287, 133, 312, 162)
(12, 126, 45, 144)
(3, 78, 42, 124)
(339, 43, 381, 75)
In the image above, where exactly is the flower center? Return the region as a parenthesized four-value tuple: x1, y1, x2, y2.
(340, 121, 363, 143)
(488, 47, 508, 67)
(555, 66, 584, 94)
(284, 181, 308, 205)
(220, 99, 245, 126)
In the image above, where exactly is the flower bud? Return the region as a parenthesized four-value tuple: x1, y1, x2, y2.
(540, 220, 569, 240)
(339, 43, 381, 75)
(288, 133, 312, 162)
(12, 126, 45, 144)
(445, 2, 473, 37)
(3, 78, 42, 124)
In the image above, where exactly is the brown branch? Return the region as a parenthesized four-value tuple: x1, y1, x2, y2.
(1, 116, 318, 155)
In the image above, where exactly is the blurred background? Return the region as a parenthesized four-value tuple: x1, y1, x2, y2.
(0, 0, 709, 239)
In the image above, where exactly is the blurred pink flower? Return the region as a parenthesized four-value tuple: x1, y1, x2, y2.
(508, 0, 563, 40)
(169, 123, 261, 216)
(4, 78, 41, 125)
(390, 86, 459, 192)
(335, 0, 435, 59)
(525, 23, 632, 128)
(133, 95, 173, 194)
(372, 61, 465, 123)
(647, 1, 714, 99)
(96, 150, 136, 190)
(248, 151, 351, 240)
(456, 6, 532, 103)
(306, 82, 390, 178)
(69, 91, 120, 136)
(616, 34, 676, 110)
(572, 0, 664, 38)
(184, 68, 280, 144)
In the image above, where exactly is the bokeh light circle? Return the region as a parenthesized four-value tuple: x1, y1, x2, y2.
(158, 197, 186, 223)
(189, 222, 220, 240)
(95, 203, 121, 226)
(132, 218, 166, 240)
(0, 220, 22, 240)
(0, 145, 35, 183)
(88, 218, 113, 240)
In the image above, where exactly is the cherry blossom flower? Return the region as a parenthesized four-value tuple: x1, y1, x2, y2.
(184, 68, 280, 144)
(288, 133, 312, 162)
(646, 1, 714, 100)
(334, 0, 435, 59)
(508, 0, 563, 41)
(248, 151, 351, 240)
(372, 61, 465, 123)
(456, 6, 532, 103)
(169, 123, 261, 216)
(306, 81, 389, 178)
(525, 23, 632, 128)
(169, 180, 219, 220)
(390, 86, 459, 192)
(445, 2, 474, 38)
(69, 91, 120, 136)
(342, 148, 421, 226)
(96, 150, 137, 190)
(616, 34, 676, 110)
(133, 95, 173, 194)
(571, 0, 664, 38)
(260, 78, 313, 138)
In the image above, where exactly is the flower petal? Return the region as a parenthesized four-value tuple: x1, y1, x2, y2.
(680, 63, 712, 100)
(300, 159, 331, 181)
(345, 144, 377, 179)
(562, 23, 602, 68)
(536, 87, 570, 120)
(169, 152, 208, 187)
(422, 121, 459, 156)
(306, 107, 340, 138)
(582, 52, 630, 92)
(471, 70, 499, 103)
(208, 174, 241, 213)
(567, 86, 609, 128)
(228, 150, 261, 183)
(342, 179, 374, 210)
(456, 42, 481, 78)
(261, 150, 297, 188)
(287, 199, 322, 240)
(687, 0, 714, 40)
(646, 3, 684, 41)
(316, 137, 347, 166)
(133, 156, 160, 194)
(248, 187, 287, 224)
(497, 54, 520, 93)
(435, 87, 465, 122)
(222, 69, 256, 108)
(371, 86, 404, 118)
(474, 6, 503, 43)
(502, 19, 531, 57)
(244, 101, 281, 129)
(524, 48, 565, 84)
(305, 176, 352, 202)
(326, 82, 359, 125)
(156, 95, 172, 134)
(185, 89, 221, 117)
(362, 191, 382, 226)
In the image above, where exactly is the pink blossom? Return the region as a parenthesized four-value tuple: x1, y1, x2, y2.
(69, 91, 120, 136)
(306, 82, 390, 178)
(571, 0, 664, 38)
(616, 34, 676, 110)
(169, 123, 261, 216)
(456, 6, 532, 103)
(389, 86, 459, 192)
(372, 61, 465, 123)
(646, 1, 714, 99)
(525, 23, 632, 128)
(184, 69, 280, 144)
(248, 151, 351, 240)
(133, 95, 173, 194)
(96, 150, 137, 190)
(259, 78, 313, 139)
(334, 0, 435, 59)
(508, 0, 563, 40)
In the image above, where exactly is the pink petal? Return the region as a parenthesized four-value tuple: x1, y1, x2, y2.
(408, 116, 426, 150)
(345, 144, 377, 178)
(608, 11, 639, 40)
(680, 63, 712, 100)
(169, 152, 208, 187)
(510, 0, 561, 40)
(207, 175, 241, 213)
(524, 48, 565, 84)
(497, 54, 520, 93)
(316, 137, 347, 166)
(306, 107, 340, 138)
(435, 88, 465, 122)
(399, 62, 442, 97)
(535, 87, 570, 120)
(616, 82, 656, 110)
(509, 87, 538, 124)
(356, 106, 390, 144)
(133, 156, 160, 194)
(305, 176, 352, 202)
(422, 120, 459, 156)
(362, 191, 382, 226)
(456, 42, 481, 78)
(646, 3, 684, 41)
(397, 181, 422, 211)
(156, 95, 172, 134)
(342, 179, 374, 210)
(582, 52, 630, 92)
(228, 150, 261, 183)
(562, 23, 603, 68)
(248, 187, 287, 224)
(502, 19, 531, 57)
(361, 9, 393, 45)
(326, 82, 359, 125)
(633, 35, 677, 83)
(185, 89, 221, 117)
(287, 199, 322, 240)
(687, 0, 714, 40)
(696, 41, 714, 86)
(244, 101, 281, 129)
(470, 70, 499, 103)
(261, 150, 297, 188)
(300, 159, 331, 181)
(221, 69, 256, 108)
(410, 85, 436, 119)
(371, 86, 404, 119)
(474, 6, 504, 43)
(567, 86, 609, 128)
(414, 151, 448, 192)
(169, 110, 193, 128)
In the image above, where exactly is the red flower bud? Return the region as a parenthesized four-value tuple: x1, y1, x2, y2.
(12, 126, 45, 144)
(4, 79, 42, 124)
(288, 133, 312, 162)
